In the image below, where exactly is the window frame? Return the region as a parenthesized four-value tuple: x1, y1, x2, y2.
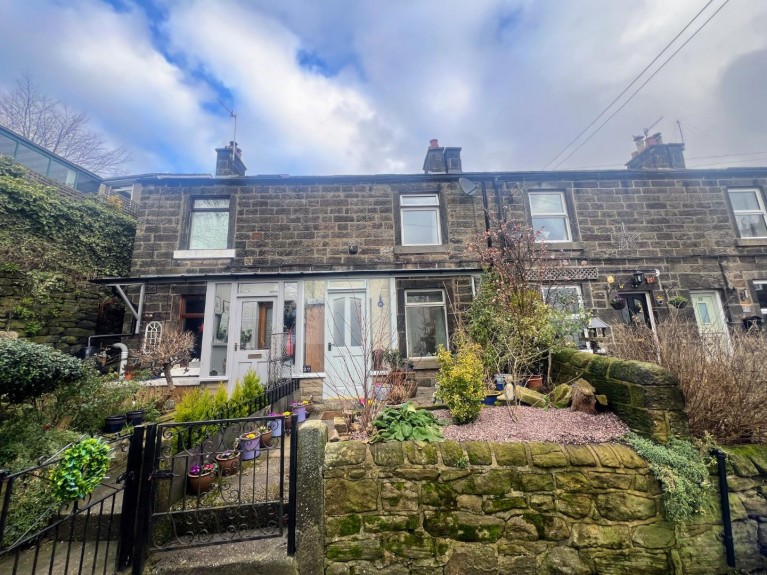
(753, 281, 767, 316)
(728, 188, 767, 239)
(541, 285, 583, 314)
(528, 190, 573, 243)
(403, 289, 449, 358)
(187, 196, 232, 250)
(399, 193, 442, 247)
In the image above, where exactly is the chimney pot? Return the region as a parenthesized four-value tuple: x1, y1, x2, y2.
(429, 139, 439, 148)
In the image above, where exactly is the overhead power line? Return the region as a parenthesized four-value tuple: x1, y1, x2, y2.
(542, 0, 730, 171)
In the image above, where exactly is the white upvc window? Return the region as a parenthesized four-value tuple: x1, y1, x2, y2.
(729, 188, 767, 238)
(189, 197, 231, 249)
(404, 290, 448, 357)
(529, 191, 572, 242)
(400, 194, 441, 246)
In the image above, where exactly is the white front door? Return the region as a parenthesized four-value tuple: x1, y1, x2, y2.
(231, 297, 275, 387)
(324, 290, 366, 399)
(690, 291, 730, 354)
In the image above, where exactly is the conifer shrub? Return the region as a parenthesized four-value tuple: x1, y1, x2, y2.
(435, 342, 486, 424)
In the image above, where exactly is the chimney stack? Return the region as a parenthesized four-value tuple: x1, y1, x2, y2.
(626, 132, 685, 170)
(215, 141, 247, 177)
(423, 139, 462, 174)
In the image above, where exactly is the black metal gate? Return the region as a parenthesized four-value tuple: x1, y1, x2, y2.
(122, 414, 298, 575)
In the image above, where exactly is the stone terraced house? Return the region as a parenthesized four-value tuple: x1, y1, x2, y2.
(97, 135, 767, 399)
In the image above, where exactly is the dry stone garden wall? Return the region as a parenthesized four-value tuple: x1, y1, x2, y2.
(551, 349, 689, 443)
(321, 440, 767, 575)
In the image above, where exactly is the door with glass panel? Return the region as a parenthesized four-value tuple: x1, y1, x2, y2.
(690, 291, 730, 354)
(325, 291, 366, 399)
(232, 298, 275, 386)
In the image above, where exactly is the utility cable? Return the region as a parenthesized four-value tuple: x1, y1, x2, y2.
(541, 0, 720, 170)
(551, 0, 731, 170)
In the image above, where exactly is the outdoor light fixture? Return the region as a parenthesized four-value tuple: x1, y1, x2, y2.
(632, 271, 645, 287)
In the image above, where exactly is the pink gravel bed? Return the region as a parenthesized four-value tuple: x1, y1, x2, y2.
(431, 405, 629, 444)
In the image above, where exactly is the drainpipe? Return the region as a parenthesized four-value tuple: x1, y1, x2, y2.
(480, 181, 491, 247)
(713, 448, 736, 569)
(112, 343, 129, 381)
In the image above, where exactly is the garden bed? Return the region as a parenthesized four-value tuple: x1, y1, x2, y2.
(432, 405, 628, 444)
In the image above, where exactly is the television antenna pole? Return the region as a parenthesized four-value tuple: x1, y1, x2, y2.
(217, 98, 238, 154)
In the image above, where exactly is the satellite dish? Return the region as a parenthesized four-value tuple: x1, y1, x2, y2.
(458, 177, 478, 196)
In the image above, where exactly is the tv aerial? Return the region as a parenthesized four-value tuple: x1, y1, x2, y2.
(217, 97, 238, 152)
(458, 177, 479, 196)
(643, 116, 663, 137)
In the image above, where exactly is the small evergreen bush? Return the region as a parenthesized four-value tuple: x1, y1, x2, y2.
(0, 339, 84, 403)
(624, 432, 712, 523)
(435, 342, 486, 424)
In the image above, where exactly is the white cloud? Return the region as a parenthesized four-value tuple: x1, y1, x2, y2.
(0, 0, 765, 175)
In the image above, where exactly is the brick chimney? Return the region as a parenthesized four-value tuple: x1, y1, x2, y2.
(423, 139, 462, 174)
(626, 132, 685, 170)
(215, 141, 247, 177)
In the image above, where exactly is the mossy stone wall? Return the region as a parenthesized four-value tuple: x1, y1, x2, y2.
(321, 441, 767, 574)
(551, 349, 688, 442)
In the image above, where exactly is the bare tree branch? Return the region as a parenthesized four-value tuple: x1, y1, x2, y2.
(0, 74, 129, 176)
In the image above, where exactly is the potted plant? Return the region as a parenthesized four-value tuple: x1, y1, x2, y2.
(214, 449, 241, 476)
(283, 411, 293, 431)
(238, 431, 261, 461)
(258, 424, 272, 447)
(525, 374, 543, 391)
(187, 462, 218, 495)
(291, 401, 307, 423)
(668, 295, 688, 309)
(610, 295, 627, 310)
(126, 407, 145, 426)
(103, 414, 127, 433)
(268, 413, 283, 437)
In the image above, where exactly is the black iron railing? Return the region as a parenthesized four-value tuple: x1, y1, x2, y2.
(126, 414, 298, 574)
(0, 433, 131, 575)
(202, 377, 299, 421)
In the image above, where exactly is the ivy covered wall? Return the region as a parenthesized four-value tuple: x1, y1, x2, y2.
(0, 156, 135, 353)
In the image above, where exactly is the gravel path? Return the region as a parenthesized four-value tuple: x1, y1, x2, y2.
(432, 405, 629, 444)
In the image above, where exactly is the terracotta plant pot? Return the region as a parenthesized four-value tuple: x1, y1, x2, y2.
(526, 375, 543, 390)
(260, 430, 272, 447)
(187, 470, 217, 495)
(215, 452, 241, 476)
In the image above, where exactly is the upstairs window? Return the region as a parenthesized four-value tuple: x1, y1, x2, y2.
(400, 194, 441, 246)
(729, 189, 767, 238)
(189, 198, 230, 249)
(529, 191, 571, 242)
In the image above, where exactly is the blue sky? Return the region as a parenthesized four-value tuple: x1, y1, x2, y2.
(0, 0, 766, 176)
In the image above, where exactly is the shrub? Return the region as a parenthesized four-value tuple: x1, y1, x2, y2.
(611, 315, 767, 443)
(174, 388, 214, 423)
(0, 339, 84, 403)
(370, 402, 444, 444)
(240, 370, 265, 407)
(52, 365, 138, 434)
(624, 432, 712, 523)
(435, 342, 486, 424)
(0, 408, 80, 469)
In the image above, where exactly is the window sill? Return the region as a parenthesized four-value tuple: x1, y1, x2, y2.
(173, 249, 236, 259)
(735, 238, 767, 247)
(541, 241, 584, 250)
(394, 245, 449, 255)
